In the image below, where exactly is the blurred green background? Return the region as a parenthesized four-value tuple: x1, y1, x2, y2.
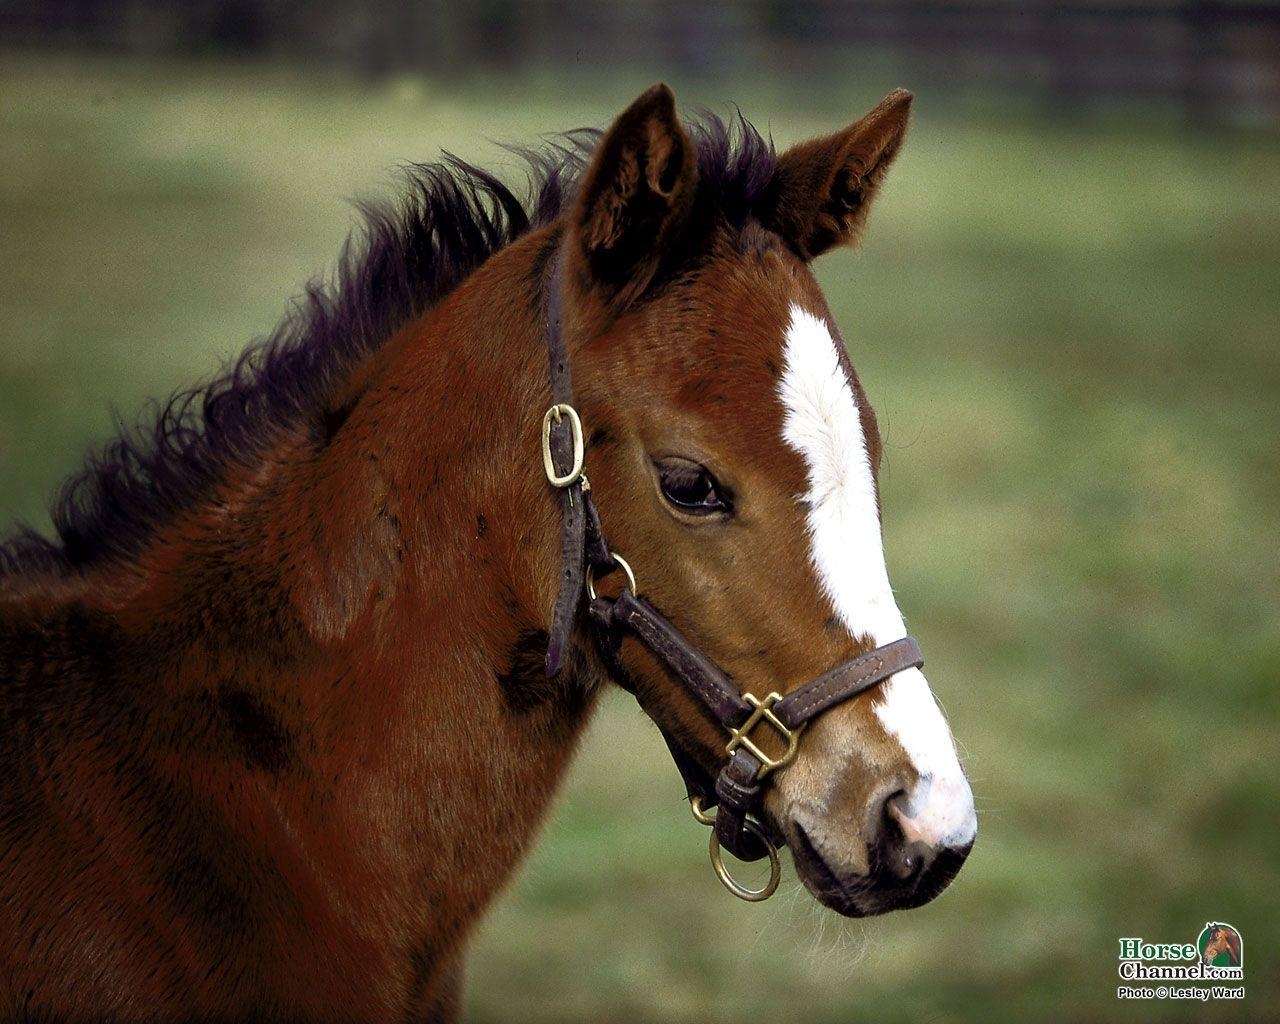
(2, 14, 1279, 1022)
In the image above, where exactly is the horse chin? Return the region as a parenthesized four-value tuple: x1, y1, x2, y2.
(797, 868, 956, 918)
(789, 827, 972, 918)
(802, 878, 878, 918)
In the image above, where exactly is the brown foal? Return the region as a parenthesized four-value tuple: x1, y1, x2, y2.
(0, 85, 975, 1021)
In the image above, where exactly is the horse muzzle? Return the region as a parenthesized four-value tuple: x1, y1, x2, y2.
(784, 784, 977, 917)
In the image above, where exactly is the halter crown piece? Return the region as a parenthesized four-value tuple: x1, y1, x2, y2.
(538, 249, 924, 901)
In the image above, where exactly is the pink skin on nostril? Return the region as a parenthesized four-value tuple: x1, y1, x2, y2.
(886, 775, 978, 852)
(887, 795, 932, 846)
(886, 785, 952, 850)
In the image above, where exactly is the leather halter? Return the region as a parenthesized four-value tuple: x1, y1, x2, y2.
(539, 249, 925, 901)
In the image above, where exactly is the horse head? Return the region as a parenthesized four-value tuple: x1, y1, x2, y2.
(558, 85, 977, 916)
(1202, 924, 1241, 966)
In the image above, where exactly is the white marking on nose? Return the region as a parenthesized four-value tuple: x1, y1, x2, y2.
(777, 303, 976, 849)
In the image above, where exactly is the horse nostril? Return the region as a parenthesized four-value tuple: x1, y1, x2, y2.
(880, 791, 937, 883)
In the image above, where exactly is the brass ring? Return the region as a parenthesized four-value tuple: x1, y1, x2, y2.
(586, 553, 637, 601)
(689, 795, 717, 827)
(708, 819, 781, 902)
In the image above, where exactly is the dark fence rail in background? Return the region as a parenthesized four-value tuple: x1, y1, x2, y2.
(2, 0, 1278, 127)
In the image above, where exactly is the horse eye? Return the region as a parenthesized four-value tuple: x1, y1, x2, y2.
(655, 457, 732, 517)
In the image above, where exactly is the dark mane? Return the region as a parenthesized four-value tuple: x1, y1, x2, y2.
(0, 112, 776, 579)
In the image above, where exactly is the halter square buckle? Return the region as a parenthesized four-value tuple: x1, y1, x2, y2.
(725, 692, 804, 780)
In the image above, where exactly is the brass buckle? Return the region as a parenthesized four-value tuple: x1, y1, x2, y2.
(541, 403, 584, 488)
(725, 692, 804, 780)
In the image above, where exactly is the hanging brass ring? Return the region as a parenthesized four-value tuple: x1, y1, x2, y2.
(708, 818, 781, 902)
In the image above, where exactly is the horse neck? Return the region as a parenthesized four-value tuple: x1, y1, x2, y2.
(282, 224, 598, 969)
(3, 226, 598, 1006)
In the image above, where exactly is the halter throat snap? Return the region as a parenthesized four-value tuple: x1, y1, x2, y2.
(538, 246, 925, 901)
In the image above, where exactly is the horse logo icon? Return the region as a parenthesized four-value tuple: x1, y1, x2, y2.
(1198, 922, 1243, 968)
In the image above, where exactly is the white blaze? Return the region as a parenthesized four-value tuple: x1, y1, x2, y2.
(777, 304, 976, 849)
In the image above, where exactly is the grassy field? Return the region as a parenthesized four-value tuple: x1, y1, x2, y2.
(1, 55, 1277, 1022)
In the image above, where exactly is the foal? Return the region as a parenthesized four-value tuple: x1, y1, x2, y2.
(0, 85, 975, 1020)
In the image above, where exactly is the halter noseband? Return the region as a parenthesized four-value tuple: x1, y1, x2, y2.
(538, 250, 924, 901)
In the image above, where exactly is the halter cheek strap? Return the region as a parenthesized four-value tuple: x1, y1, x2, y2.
(542, 248, 592, 678)
(538, 250, 924, 901)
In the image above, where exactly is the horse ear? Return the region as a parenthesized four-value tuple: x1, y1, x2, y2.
(762, 88, 912, 260)
(569, 83, 697, 307)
